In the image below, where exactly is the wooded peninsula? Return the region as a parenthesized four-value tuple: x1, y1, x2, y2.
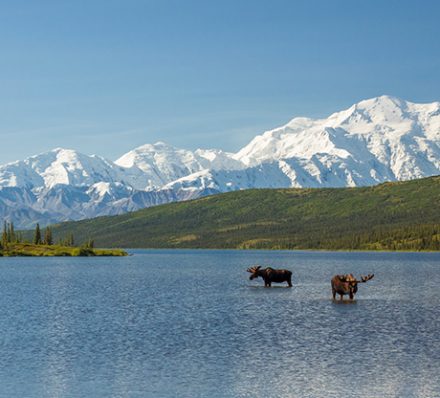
(1, 222, 127, 257)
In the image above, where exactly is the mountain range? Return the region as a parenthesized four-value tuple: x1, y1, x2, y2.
(1, 95, 440, 228)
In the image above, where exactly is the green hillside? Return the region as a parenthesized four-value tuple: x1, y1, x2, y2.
(48, 176, 440, 251)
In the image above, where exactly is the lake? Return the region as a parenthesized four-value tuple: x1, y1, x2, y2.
(0, 249, 439, 398)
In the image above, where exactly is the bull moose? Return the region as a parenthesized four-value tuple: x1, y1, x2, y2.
(331, 273, 374, 300)
(247, 266, 292, 287)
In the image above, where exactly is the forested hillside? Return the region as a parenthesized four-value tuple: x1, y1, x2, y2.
(47, 176, 440, 251)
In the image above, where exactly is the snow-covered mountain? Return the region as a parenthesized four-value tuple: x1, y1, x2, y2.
(236, 95, 440, 180)
(114, 141, 244, 190)
(1, 95, 440, 228)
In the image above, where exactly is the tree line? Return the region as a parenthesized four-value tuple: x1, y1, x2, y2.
(1, 221, 23, 248)
(0, 221, 94, 250)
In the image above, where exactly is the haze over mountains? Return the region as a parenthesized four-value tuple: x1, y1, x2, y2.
(1, 95, 440, 228)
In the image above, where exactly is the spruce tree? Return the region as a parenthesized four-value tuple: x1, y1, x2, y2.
(6, 222, 11, 243)
(2, 221, 8, 247)
(9, 222, 15, 243)
(44, 227, 53, 246)
(34, 223, 42, 245)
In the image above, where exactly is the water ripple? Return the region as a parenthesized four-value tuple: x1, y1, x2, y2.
(0, 250, 439, 397)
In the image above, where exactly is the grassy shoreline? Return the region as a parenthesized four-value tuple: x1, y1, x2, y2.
(0, 243, 128, 257)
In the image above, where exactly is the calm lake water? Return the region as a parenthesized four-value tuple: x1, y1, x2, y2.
(0, 249, 439, 398)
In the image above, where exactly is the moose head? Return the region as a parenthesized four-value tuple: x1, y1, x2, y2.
(247, 265, 262, 281)
(331, 273, 374, 300)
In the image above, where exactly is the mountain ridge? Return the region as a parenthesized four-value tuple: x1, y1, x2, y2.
(2, 95, 440, 228)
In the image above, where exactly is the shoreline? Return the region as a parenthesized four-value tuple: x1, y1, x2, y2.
(0, 243, 128, 257)
(120, 246, 440, 253)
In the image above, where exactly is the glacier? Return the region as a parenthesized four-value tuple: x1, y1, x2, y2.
(1, 95, 440, 228)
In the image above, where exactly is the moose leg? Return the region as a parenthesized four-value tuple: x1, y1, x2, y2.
(339, 293, 344, 301)
(332, 288, 336, 300)
(287, 276, 292, 287)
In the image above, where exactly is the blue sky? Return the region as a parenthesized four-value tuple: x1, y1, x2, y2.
(0, 0, 439, 163)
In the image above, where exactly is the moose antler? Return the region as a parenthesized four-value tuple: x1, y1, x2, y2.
(247, 265, 261, 273)
(360, 274, 374, 283)
(337, 274, 374, 283)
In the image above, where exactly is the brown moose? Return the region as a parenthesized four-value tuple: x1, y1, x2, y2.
(247, 266, 292, 287)
(331, 274, 374, 300)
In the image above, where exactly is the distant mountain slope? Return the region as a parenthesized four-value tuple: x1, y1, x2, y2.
(115, 142, 244, 189)
(2, 95, 440, 228)
(47, 176, 440, 251)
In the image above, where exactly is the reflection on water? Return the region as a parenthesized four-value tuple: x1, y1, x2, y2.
(0, 250, 439, 397)
(332, 298, 357, 304)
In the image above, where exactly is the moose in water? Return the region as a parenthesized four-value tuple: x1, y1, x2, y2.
(247, 266, 293, 287)
(331, 273, 374, 300)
